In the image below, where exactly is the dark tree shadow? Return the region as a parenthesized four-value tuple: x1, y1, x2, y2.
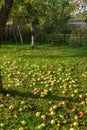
(3, 89, 75, 103)
(19, 51, 87, 60)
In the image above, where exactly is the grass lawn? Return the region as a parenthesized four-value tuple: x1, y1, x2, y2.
(0, 44, 87, 130)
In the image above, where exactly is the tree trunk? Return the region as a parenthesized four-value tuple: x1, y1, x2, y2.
(0, 0, 14, 93)
(30, 21, 35, 48)
(0, 71, 3, 93)
(17, 25, 23, 45)
(11, 24, 18, 44)
(0, 0, 14, 42)
(63, 32, 66, 43)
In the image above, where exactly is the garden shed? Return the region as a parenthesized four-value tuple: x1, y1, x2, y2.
(68, 19, 87, 45)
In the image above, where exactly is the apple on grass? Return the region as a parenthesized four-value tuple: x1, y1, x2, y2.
(20, 101, 25, 105)
(36, 112, 41, 117)
(73, 122, 78, 126)
(18, 127, 24, 130)
(41, 115, 46, 120)
(50, 119, 56, 124)
(9, 105, 14, 110)
(20, 120, 26, 126)
(0, 123, 5, 128)
(79, 112, 85, 117)
(37, 123, 45, 129)
(50, 111, 56, 116)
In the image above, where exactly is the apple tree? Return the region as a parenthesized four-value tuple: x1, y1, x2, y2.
(0, 0, 14, 93)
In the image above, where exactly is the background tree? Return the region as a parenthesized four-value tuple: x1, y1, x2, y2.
(69, 0, 87, 19)
(38, 0, 69, 43)
(22, 0, 40, 48)
(10, 0, 41, 48)
(3, 0, 70, 45)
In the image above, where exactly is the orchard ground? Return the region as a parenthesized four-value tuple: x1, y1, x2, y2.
(0, 43, 87, 130)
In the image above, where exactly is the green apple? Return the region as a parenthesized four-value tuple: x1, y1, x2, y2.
(79, 94, 82, 98)
(19, 108, 23, 112)
(73, 122, 78, 126)
(18, 127, 24, 130)
(57, 123, 60, 127)
(50, 111, 56, 116)
(48, 101, 52, 104)
(50, 119, 56, 124)
(41, 115, 46, 120)
(0, 104, 4, 108)
(37, 125, 43, 129)
(36, 112, 41, 117)
(9, 105, 14, 110)
(20, 120, 26, 126)
(69, 128, 74, 130)
(71, 94, 74, 97)
(6, 94, 10, 97)
(0, 123, 5, 127)
(20, 101, 25, 105)
(41, 123, 46, 127)
(74, 89, 78, 93)
(53, 105, 57, 110)
(40, 94, 45, 97)
(49, 107, 53, 112)
(74, 115, 78, 120)
(14, 114, 18, 119)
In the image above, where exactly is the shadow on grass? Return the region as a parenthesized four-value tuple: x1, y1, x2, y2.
(19, 51, 87, 59)
(3, 89, 75, 102)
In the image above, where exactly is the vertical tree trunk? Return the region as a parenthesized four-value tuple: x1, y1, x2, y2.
(63, 31, 66, 43)
(11, 24, 18, 44)
(0, 0, 14, 42)
(0, 71, 3, 93)
(30, 21, 35, 48)
(17, 25, 23, 45)
(0, 0, 14, 93)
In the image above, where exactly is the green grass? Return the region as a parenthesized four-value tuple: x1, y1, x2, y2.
(0, 43, 87, 130)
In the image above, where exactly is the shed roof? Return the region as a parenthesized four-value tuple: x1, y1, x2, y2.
(68, 19, 87, 27)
